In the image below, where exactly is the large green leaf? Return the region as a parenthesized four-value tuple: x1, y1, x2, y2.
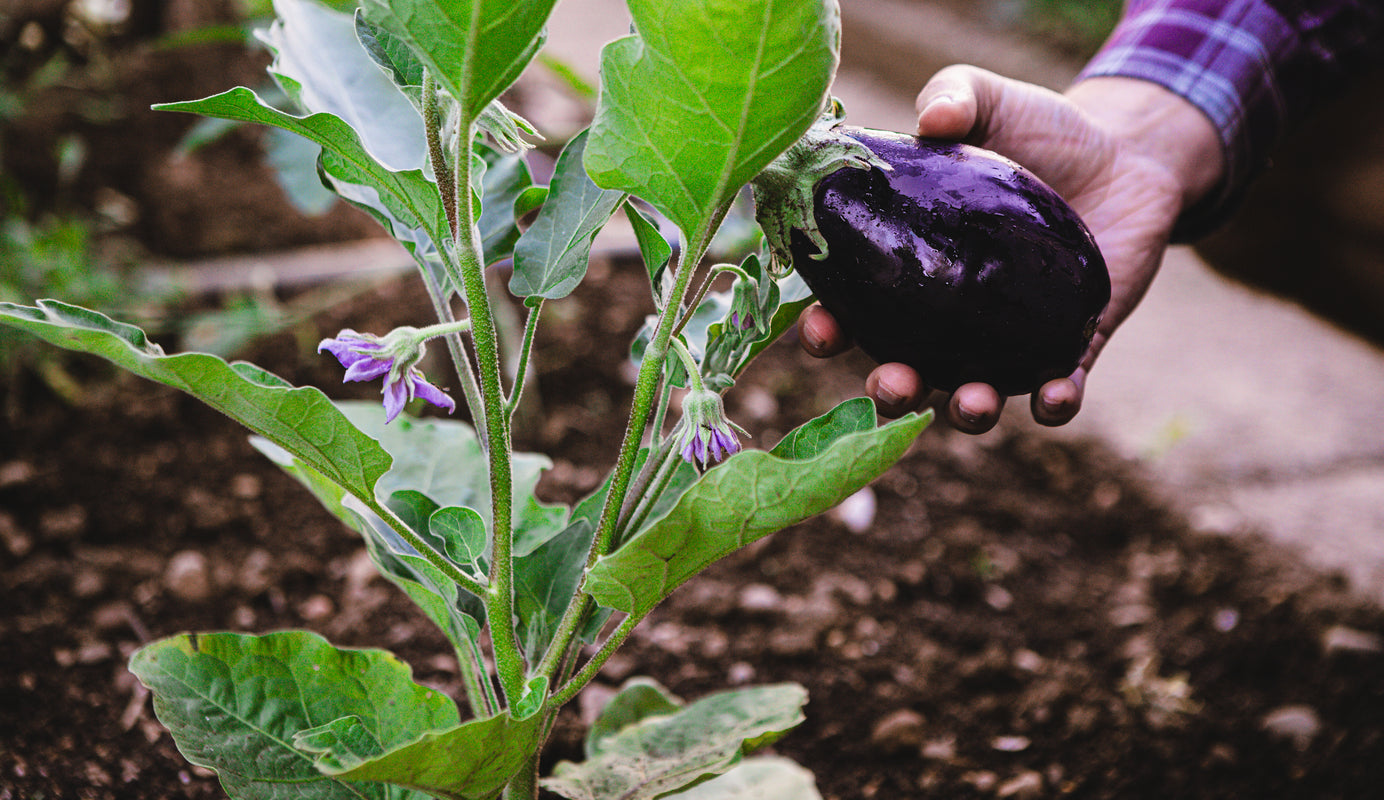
(666, 757, 821, 800)
(0, 301, 390, 504)
(543, 683, 808, 800)
(155, 87, 447, 254)
(509, 130, 625, 299)
(306, 711, 543, 800)
(261, 0, 426, 173)
(359, 0, 558, 123)
(251, 440, 486, 657)
(584, 0, 840, 238)
(586, 401, 932, 615)
(128, 631, 457, 800)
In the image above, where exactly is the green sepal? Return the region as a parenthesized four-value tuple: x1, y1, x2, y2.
(750, 99, 889, 275)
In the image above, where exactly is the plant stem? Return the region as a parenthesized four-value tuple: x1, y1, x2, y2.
(421, 270, 488, 440)
(362, 497, 487, 598)
(504, 299, 543, 418)
(449, 121, 526, 706)
(503, 749, 541, 800)
(547, 613, 643, 709)
(421, 75, 487, 442)
(534, 217, 722, 686)
(456, 636, 496, 719)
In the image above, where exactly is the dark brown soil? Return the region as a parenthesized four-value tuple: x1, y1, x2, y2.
(4, 262, 1384, 800)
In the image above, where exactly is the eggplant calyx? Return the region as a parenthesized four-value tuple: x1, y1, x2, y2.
(751, 99, 889, 276)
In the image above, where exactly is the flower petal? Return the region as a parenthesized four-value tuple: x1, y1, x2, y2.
(382, 376, 410, 423)
(342, 357, 393, 383)
(409, 372, 456, 415)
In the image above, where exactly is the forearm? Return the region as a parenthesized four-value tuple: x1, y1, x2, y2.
(1076, 0, 1384, 240)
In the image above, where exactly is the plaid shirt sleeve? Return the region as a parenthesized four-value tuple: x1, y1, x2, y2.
(1077, 0, 1384, 240)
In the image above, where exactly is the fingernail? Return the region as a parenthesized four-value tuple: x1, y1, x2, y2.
(800, 326, 824, 354)
(875, 380, 903, 406)
(923, 93, 954, 113)
(955, 401, 983, 425)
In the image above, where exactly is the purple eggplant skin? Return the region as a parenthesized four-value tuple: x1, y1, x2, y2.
(789, 127, 1110, 397)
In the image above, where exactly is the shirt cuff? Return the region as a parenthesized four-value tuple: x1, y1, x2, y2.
(1076, 0, 1297, 241)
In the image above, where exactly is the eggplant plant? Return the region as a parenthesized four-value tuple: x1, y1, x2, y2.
(0, 1, 934, 798)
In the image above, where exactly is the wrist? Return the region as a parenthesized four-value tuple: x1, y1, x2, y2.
(1066, 77, 1225, 215)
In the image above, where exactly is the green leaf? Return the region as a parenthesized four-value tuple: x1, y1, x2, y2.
(624, 201, 673, 300)
(509, 130, 625, 299)
(156, 87, 447, 257)
(261, 0, 426, 173)
(354, 9, 426, 93)
(129, 631, 457, 800)
(586, 403, 932, 615)
(665, 757, 820, 800)
(584, 677, 683, 759)
(543, 684, 808, 800)
(428, 504, 489, 574)
(477, 141, 536, 267)
(359, 0, 558, 123)
(768, 395, 876, 460)
(513, 518, 594, 660)
(584, 0, 840, 238)
(250, 441, 485, 657)
(315, 712, 543, 800)
(0, 301, 390, 505)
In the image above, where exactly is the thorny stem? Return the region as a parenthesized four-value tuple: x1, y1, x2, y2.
(619, 440, 681, 542)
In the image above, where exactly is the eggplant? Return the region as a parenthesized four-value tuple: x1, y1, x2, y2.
(755, 122, 1110, 397)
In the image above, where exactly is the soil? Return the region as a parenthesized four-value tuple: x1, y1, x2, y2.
(5, 262, 1384, 800)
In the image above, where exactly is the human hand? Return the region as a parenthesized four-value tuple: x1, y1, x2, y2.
(799, 66, 1225, 433)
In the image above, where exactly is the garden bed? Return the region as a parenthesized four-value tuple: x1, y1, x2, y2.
(4, 263, 1384, 799)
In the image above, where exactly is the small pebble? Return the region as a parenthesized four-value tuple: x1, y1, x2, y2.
(984, 584, 1014, 611)
(991, 735, 1031, 752)
(920, 737, 957, 761)
(737, 583, 783, 612)
(997, 770, 1044, 798)
(297, 594, 335, 621)
(1322, 625, 1382, 655)
(1262, 705, 1320, 750)
(1213, 608, 1240, 633)
(727, 662, 756, 684)
(830, 487, 877, 533)
(869, 709, 927, 753)
(163, 550, 212, 602)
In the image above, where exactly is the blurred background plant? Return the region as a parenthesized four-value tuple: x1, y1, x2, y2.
(0, 0, 371, 416)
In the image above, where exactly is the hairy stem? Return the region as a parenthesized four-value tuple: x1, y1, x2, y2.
(505, 299, 543, 419)
(363, 496, 487, 598)
(449, 121, 525, 706)
(547, 613, 643, 709)
(533, 215, 723, 685)
(422, 75, 487, 442)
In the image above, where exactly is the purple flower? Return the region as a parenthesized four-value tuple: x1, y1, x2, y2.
(673, 388, 746, 470)
(318, 329, 455, 423)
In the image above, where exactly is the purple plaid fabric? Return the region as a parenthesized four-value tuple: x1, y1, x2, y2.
(1079, 0, 1384, 239)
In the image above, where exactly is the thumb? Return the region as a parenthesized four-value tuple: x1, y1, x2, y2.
(914, 64, 998, 140)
